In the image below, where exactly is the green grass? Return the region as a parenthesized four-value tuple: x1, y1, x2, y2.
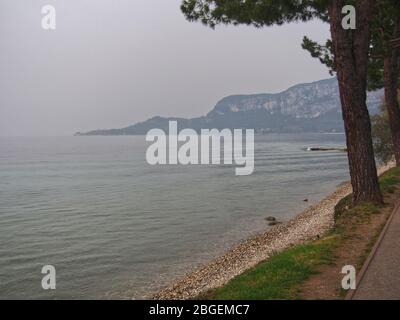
(334, 167, 400, 224)
(380, 166, 400, 193)
(203, 236, 339, 300)
(201, 166, 400, 300)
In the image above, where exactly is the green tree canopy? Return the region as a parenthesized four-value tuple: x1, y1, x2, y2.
(301, 0, 400, 90)
(181, 0, 330, 28)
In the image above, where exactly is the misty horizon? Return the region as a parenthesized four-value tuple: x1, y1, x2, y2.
(0, 0, 331, 136)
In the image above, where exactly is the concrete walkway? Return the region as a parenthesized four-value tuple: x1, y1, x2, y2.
(351, 202, 400, 300)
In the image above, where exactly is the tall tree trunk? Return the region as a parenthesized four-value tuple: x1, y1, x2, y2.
(328, 0, 383, 204)
(383, 18, 400, 165)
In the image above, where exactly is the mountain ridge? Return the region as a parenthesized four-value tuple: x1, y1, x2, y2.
(76, 78, 384, 136)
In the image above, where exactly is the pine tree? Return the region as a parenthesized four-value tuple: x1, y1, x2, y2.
(303, 0, 400, 165)
(181, 0, 383, 204)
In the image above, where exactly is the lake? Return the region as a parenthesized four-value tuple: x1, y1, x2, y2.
(0, 134, 348, 299)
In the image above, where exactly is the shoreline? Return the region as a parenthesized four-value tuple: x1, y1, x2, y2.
(153, 162, 395, 300)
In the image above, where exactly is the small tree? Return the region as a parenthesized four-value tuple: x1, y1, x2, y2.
(372, 105, 394, 164)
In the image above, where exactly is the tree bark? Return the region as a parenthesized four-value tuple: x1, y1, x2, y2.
(383, 17, 400, 165)
(328, 0, 383, 204)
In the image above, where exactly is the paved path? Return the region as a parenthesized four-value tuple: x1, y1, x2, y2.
(352, 203, 400, 300)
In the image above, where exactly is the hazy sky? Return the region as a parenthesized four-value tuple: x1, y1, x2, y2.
(0, 0, 331, 136)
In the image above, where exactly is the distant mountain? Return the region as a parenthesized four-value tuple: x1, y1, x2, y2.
(76, 78, 384, 135)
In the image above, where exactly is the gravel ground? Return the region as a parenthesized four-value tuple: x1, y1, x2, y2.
(152, 162, 395, 300)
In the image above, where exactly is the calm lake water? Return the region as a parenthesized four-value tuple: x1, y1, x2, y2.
(0, 134, 348, 299)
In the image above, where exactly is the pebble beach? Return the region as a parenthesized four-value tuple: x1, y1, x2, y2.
(153, 161, 395, 300)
